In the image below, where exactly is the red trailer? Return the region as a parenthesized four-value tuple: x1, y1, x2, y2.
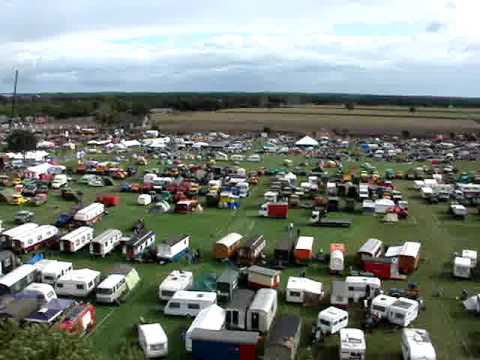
(96, 194, 119, 207)
(259, 203, 288, 218)
(57, 303, 95, 335)
(363, 257, 394, 279)
(294, 236, 314, 263)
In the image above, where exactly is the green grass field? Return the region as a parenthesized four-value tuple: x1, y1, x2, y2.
(1, 154, 480, 359)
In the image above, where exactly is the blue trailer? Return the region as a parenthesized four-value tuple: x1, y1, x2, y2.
(191, 329, 259, 360)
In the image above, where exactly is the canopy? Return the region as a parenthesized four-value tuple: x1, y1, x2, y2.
(295, 136, 319, 147)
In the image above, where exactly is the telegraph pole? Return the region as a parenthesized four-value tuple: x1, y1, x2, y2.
(10, 70, 18, 128)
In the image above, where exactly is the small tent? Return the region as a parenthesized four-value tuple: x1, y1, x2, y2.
(295, 136, 319, 147)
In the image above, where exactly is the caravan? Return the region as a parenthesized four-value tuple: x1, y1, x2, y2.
(185, 304, 225, 351)
(138, 323, 168, 358)
(387, 298, 419, 327)
(73, 203, 104, 225)
(294, 236, 314, 263)
(60, 227, 94, 253)
(22, 283, 57, 304)
(0, 264, 37, 296)
(345, 276, 381, 301)
(55, 268, 101, 297)
(96, 274, 127, 304)
(35, 259, 73, 285)
(370, 294, 398, 319)
(225, 289, 255, 331)
(0, 223, 38, 245)
(90, 229, 122, 257)
(329, 243, 345, 273)
(11, 225, 58, 253)
(164, 291, 217, 317)
(401, 329, 436, 360)
(339, 328, 366, 360)
(247, 289, 278, 333)
(158, 270, 193, 301)
(123, 231, 156, 261)
(214, 233, 242, 260)
(317, 306, 349, 335)
(156, 234, 190, 262)
(286, 276, 324, 305)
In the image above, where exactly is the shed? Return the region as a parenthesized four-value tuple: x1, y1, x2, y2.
(264, 315, 302, 360)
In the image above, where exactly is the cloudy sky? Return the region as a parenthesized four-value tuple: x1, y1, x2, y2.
(1, 0, 479, 95)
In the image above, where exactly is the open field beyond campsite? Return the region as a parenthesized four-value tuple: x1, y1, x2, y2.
(1, 153, 480, 359)
(151, 106, 480, 136)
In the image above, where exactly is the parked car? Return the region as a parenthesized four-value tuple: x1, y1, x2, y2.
(15, 210, 35, 224)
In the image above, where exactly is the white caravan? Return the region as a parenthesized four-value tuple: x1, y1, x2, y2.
(401, 328, 436, 360)
(35, 259, 73, 285)
(387, 298, 419, 327)
(138, 323, 168, 358)
(317, 306, 349, 335)
(286, 276, 324, 304)
(246, 288, 278, 333)
(370, 294, 398, 319)
(339, 328, 366, 360)
(164, 291, 217, 317)
(453, 256, 472, 279)
(345, 276, 381, 302)
(158, 270, 193, 301)
(22, 283, 57, 304)
(55, 268, 101, 297)
(59, 226, 94, 253)
(185, 304, 225, 351)
(90, 229, 122, 257)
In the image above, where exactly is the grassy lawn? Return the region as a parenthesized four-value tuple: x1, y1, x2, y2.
(1, 154, 479, 359)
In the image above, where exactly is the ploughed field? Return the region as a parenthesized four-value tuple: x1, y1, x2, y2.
(151, 105, 480, 136)
(1, 155, 480, 359)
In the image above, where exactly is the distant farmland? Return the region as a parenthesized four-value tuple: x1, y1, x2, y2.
(151, 105, 480, 135)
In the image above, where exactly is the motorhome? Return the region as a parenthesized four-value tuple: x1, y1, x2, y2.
(246, 288, 278, 333)
(286, 276, 324, 305)
(156, 234, 190, 263)
(35, 260, 73, 285)
(370, 294, 398, 319)
(73, 202, 104, 225)
(345, 276, 381, 302)
(55, 268, 101, 297)
(316, 306, 349, 335)
(158, 270, 193, 301)
(138, 323, 168, 358)
(89, 229, 122, 257)
(214, 233, 243, 260)
(387, 298, 419, 327)
(401, 329, 436, 360)
(11, 225, 59, 253)
(164, 291, 217, 317)
(96, 274, 127, 304)
(339, 328, 366, 360)
(225, 289, 255, 331)
(59, 226, 94, 253)
(0, 264, 37, 296)
(185, 304, 225, 352)
(123, 231, 156, 261)
(21, 283, 57, 304)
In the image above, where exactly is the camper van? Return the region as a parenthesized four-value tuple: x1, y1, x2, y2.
(387, 298, 419, 327)
(158, 270, 193, 301)
(225, 289, 255, 331)
(90, 229, 122, 257)
(164, 291, 217, 317)
(22, 283, 57, 304)
(11, 225, 59, 253)
(35, 260, 73, 285)
(185, 304, 226, 352)
(345, 276, 381, 302)
(401, 328, 436, 360)
(317, 306, 349, 335)
(0, 264, 37, 296)
(214, 233, 243, 260)
(339, 328, 366, 360)
(138, 323, 168, 358)
(0, 223, 38, 245)
(246, 288, 278, 333)
(59, 226, 94, 253)
(123, 231, 156, 261)
(55, 268, 101, 297)
(156, 234, 190, 262)
(286, 276, 324, 305)
(370, 294, 398, 319)
(73, 202, 104, 225)
(96, 274, 127, 304)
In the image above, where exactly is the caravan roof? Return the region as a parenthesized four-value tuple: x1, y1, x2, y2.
(170, 291, 216, 302)
(59, 268, 100, 282)
(139, 323, 167, 345)
(0, 264, 36, 288)
(287, 277, 323, 295)
(160, 234, 189, 246)
(2, 223, 38, 238)
(319, 306, 348, 322)
(340, 328, 366, 352)
(400, 242, 421, 257)
(97, 274, 124, 289)
(217, 233, 243, 247)
(296, 236, 314, 250)
(402, 329, 436, 359)
(358, 238, 382, 255)
(188, 304, 225, 331)
(249, 289, 276, 312)
(226, 289, 255, 309)
(61, 226, 92, 241)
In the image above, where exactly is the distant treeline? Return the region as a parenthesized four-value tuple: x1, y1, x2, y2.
(1, 92, 479, 119)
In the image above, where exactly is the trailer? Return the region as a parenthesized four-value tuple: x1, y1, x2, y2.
(123, 231, 156, 261)
(387, 298, 419, 327)
(95, 274, 127, 304)
(286, 276, 324, 305)
(274, 236, 295, 265)
(339, 328, 366, 360)
(35, 259, 73, 285)
(216, 269, 239, 303)
(0, 223, 39, 246)
(156, 234, 190, 263)
(345, 276, 382, 302)
(73, 203, 104, 225)
(59, 226, 94, 253)
(247, 288, 278, 333)
(89, 229, 122, 257)
(213, 233, 243, 260)
(24, 298, 76, 325)
(316, 306, 349, 335)
(138, 323, 168, 358)
(158, 270, 193, 301)
(401, 329, 436, 360)
(185, 304, 226, 352)
(55, 269, 101, 297)
(22, 282, 57, 304)
(164, 291, 217, 317)
(95, 193, 119, 207)
(0, 250, 17, 275)
(247, 265, 280, 289)
(190, 329, 259, 360)
(370, 294, 398, 319)
(399, 242, 421, 273)
(453, 256, 472, 278)
(264, 315, 302, 360)
(225, 289, 255, 330)
(259, 202, 288, 218)
(314, 217, 353, 228)
(357, 238, 383, 262)
(106, 264, 140, 292)
(294, 236, 314, 263)
(329, 243, 345, 273)
(236, 235, 266, 266)
(11, 225, 59, 253)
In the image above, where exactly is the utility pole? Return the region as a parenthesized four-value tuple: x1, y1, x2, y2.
(10, 70, 18, 128)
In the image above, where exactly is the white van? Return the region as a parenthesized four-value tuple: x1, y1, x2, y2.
(339, 328, 366, 360)
(387, 298, 419, 327)
(22, 283, 57, 304)
(246, 288, 277, 333)
(401, 328, 436, 360)
(55, 269, 100, 297)
(164, 291, 217, 317)
(138, 323, 168, 358)
(158, 270, 193, 301)
(185, 304, 225, 351)
(96, 274, 127, 304)
(345, 276, 381, 302)
(370, 294, 397, 319)
(286, 276, 323, 304)
(317, 306, 349, 335)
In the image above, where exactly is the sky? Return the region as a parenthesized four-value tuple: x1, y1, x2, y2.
(0, 0, 479, 96)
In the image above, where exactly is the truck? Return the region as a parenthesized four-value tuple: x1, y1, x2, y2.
(259, 203, 288, 219)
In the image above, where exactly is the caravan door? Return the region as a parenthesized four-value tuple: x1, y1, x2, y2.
(251, 312, 259, 330)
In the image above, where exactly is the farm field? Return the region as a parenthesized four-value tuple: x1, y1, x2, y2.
(1, 155, 480, 359)
(151, 105, 480, 136)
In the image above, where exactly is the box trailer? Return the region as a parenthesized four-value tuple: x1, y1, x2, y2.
(316, 306, 349, 335)
(0, 264, 37, 296)
(95, 274, 127, 304)
(95, 193, 119, 207)
(158, 270, 193, 301)
(399, 242, 421, 273)
(59, 226, 94, 253)
(190, 329, 259, 360)
(286, 276, 324, 305)
(185, 304, 226, 352)
(329, 243, 345, 273)
(247, 265, 280, 289)
(247, 288, 278, 333)
(73, 202, 104, 225)
(259, 202, 288, 218)
(401, 328, 436, 360)
(11, 225, 59, 253)
(294, 236, 314, 263)
(362, 256, 397, 280)
(35, 259, 73, 285)
(339, 328, 366, 360)
(55, 268, 101, 297)
(156, 234, 190, 263)
(90, 229, 122, 257)
(237, 235, 265, 266)
(164, 291, 217, 317)
(264, 315, 302, 360)
(387, 298, 419, 327)
(138, 323, 168, 358)
(225, 289, 255, 330)
(213, 233, 242, 260)
(345, 276, 381, 302)
(216, 269, 239, 303)
(123, 231, 156, 261)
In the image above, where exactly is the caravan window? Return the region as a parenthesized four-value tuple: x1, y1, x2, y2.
(161, 290, 175, 298)
(97, 288, 113, 295)
(188, 303, 200, 310)
(372, 305, 386, 312)
(150, 344, 164, 351)
(395, 313, 405, 320)
(44, 275, 54, 282)
(289, 291, 301, 297)
(57, 283, 64, 288)
(76, 284, 85, 290)
(320, 319, 331, 326)
(169, 302, 180, 309)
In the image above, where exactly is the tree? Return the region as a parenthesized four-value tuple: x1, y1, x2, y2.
(409, 106, 416, 113)
(0, 319, 97, 360)
(345, 103, 355, 110)
(6, 130, 37, 152)
(131, 103, 148, 116)
(401, 130, 411, 139)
